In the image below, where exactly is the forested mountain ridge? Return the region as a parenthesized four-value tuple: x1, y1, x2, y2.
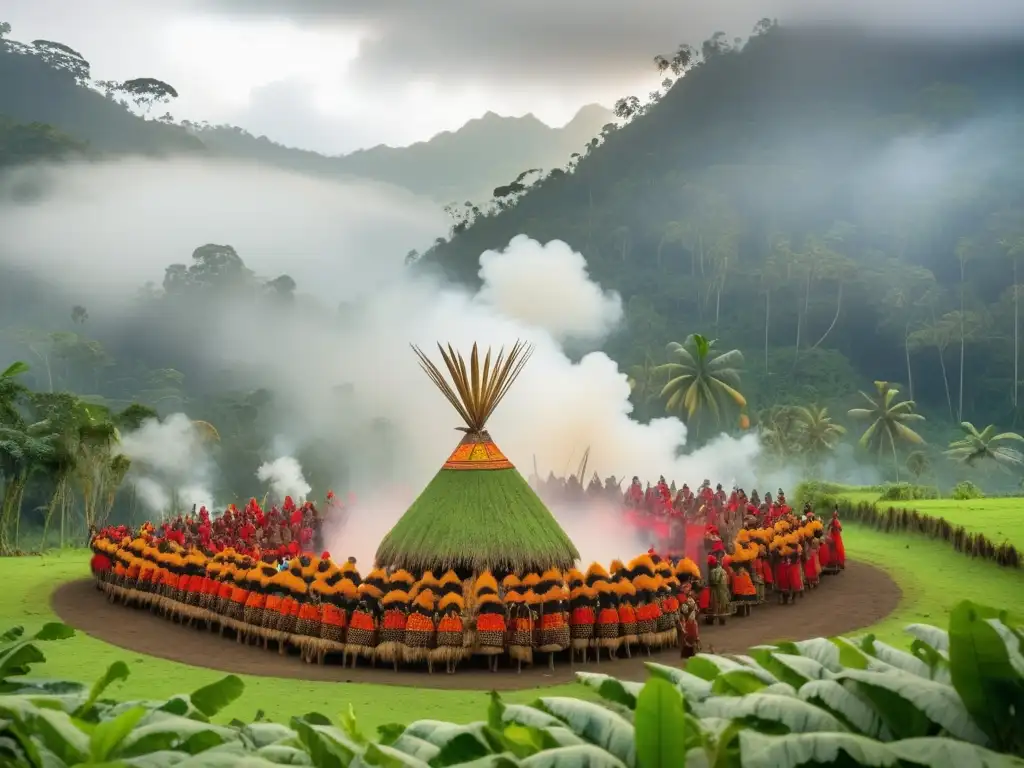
(421, 24, 1024, 434)
(0, 21, 613, 201)
(193, 104, 616, 203)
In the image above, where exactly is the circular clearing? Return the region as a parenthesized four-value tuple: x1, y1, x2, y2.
(52, 561, 899, 691)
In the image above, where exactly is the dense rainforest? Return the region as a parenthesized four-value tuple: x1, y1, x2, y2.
(2, 18, 1024, 553)
(423, 24, 1024, 436)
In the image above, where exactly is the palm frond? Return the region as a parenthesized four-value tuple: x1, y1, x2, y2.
(412, 341, 533, 433)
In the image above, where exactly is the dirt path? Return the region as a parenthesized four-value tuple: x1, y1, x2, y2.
(52, 561, 899, 691)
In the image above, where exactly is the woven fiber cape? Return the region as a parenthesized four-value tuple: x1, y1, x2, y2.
(375, 341, 580, 574)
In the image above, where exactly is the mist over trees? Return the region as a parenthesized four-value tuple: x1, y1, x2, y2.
(424, 23, 1024, 453)
(3, 17, 1024, 550)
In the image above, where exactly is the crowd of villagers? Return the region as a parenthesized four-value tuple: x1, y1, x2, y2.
(88, 483, 845, 674)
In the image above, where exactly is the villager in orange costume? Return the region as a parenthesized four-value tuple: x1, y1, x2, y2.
(377, 586, 410, 671)
(658, 575, 680, 648)
(347, 579, 381, 666)
(242, 563, 270, 642)
(568, 578, 596, 664)
(615, 579, 638, 658)
(630, 555, 661, 652)
(320, 575, 354, 662)
(506, 590, 534, 672)
(262, 564, 292, 648)
(473, 572, 505, 672)
(537, 582, 570, 671)
(593, 579, 621, 660)
(729, 549, 758, 616)
(403, 589, 437, 672)
(431, 570, 467, 674)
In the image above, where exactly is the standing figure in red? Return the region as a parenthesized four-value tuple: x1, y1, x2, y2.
(829, 507, 845, 570)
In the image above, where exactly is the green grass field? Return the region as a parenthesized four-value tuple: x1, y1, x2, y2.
(3, 529, 1022, 730)
(841, 492, 1024, 544)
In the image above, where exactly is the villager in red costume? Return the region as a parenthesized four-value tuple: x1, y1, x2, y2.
(829, 508, 846, 569)
(625, 477, 644, 509)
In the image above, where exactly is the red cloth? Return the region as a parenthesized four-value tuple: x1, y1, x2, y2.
(831, 527, 846, 567)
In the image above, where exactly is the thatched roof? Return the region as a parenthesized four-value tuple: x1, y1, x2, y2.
(375, 342, 580, 574)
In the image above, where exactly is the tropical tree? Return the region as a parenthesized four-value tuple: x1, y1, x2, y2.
(70, 404, 123, 534)
(626, 354, 663, 406)
(0, 416, 58, 554)
(848, 381, 926, 479)
(944, 421, 1024, 473)
(656, 334, 746, 440)
(0, 361, 30, 424)
(906, 450, 931, 480)
(793, 405, 847, 468)
(757, 405, 802, 459)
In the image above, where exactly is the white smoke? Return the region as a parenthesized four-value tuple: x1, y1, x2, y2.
(118, 413, 216, 516)
(256, 455, 312, 502)
(2, 158, 766, 561)
(475, 235, 623, 343)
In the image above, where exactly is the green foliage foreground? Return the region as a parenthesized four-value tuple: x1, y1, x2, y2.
(1, 601, 1022, 767)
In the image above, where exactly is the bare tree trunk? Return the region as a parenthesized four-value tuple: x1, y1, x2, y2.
(958, 260, 966, 421)
(810, 281, 843, 350)
(890, 433, 900, 482)
(793, 272, 810, 370)
(938, 344, 954, 420)
(904, 322, 914, 402)
(715, 259, 728, 330)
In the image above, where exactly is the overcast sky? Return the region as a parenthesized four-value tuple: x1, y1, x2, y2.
(4, 0, 1023, 155)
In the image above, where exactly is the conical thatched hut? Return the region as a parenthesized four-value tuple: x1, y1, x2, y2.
(375, 341, 580, 575)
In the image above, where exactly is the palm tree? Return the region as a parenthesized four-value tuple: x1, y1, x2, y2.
(0, 418, 58, 553)
(29, 392, 84, 549)
(0, 361, 30, 425)
(848, 381, 926, 480)
(626, 355, 663, 406)
(757, 405, 802, 459)
(944, 422, 1024, 472)
(906, 450, 931, 481)
(70, 403, 122, 535)
(793, 405, 847, 468)
(657, 334, 746, 439)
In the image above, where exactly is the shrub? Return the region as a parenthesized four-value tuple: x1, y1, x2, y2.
(877, 482, 941, 501)
(2, 600, 1022, 766)
(952, 480, 985, 500)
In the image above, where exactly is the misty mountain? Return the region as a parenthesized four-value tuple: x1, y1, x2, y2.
(192, 104, 616, 203)
(0, 34, 613, 203)
(424, 24, 1024, 431)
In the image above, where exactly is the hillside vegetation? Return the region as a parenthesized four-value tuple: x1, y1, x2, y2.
(5, 19, 1024, 545)
(423, 25, 1024, 446)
